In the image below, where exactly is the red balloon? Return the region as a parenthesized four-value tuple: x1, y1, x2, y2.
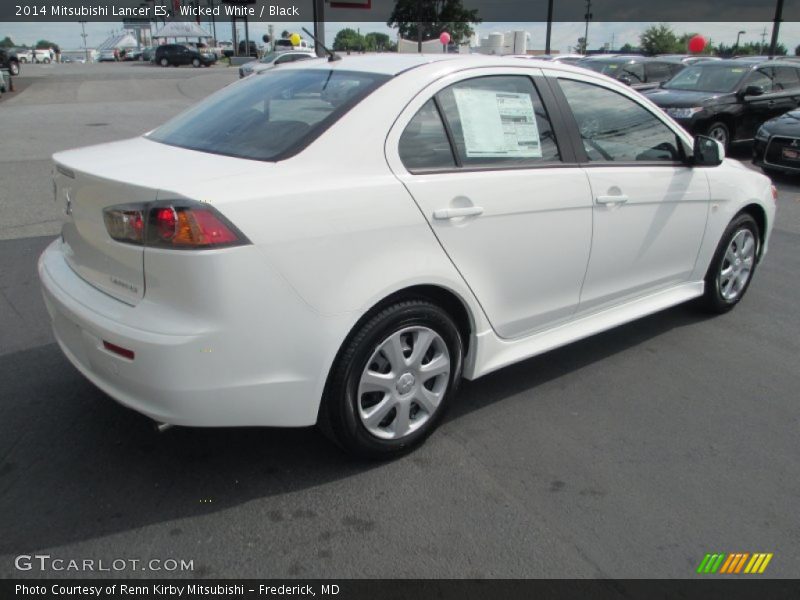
(439, 32, 451, 45)
(688, 35, 707, 53)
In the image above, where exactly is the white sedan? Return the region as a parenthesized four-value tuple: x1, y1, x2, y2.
(39, 55, 776, 458)
(238, 50, 318, 78)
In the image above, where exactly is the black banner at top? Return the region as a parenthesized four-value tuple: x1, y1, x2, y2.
(1, 0, 797, 23)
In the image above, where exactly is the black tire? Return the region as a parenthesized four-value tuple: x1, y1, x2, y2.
(159, 58, 169, 67)
(319, 300, 463, 459)
(192, 58, 201, 68)
(9, 61, 19, 76)
(706, 121, 731, 151)
(700, 213, 760, 314)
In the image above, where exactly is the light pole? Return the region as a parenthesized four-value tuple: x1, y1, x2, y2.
(769, 0, 784, 58)
(734, 30, 745, 53)
(583, 0, 592, 55)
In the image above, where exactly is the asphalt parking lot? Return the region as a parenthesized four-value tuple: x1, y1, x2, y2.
(1, 62, 799, 579)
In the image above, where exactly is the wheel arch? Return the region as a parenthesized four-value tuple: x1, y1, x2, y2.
(737, 203, 767, 259)
(316, 283, 477, 423)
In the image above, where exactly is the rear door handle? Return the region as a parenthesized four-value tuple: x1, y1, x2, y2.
(596, 194, 629, 205)
(433, 206, 484, 220)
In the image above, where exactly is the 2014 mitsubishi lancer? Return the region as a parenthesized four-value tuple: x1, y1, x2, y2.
(39, 55, 776, 457)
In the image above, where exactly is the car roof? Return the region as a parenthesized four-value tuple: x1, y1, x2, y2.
(280, 53, 476, 76)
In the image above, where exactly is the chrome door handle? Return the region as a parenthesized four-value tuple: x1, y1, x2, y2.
(596, 194, 629, 205)
(433, 206, 484, 219)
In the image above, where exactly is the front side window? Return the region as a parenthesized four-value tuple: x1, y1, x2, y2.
(559, 79, 682, 163)
(149, 69, 389, 161)
(645, 62, 673, 83)
(743, 69, 774, 92)
(771, 67, 799, 91)
(435, 75, 560, 167)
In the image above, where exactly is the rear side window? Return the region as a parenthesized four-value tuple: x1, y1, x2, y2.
(435, 75, 560, 167)
(149, 69, 390, 161)
(745, 69, 774, 92)
(559, 78, 682, 163)
(398, 100, 456, 171)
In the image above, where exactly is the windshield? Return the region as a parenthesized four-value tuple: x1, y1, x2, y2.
(580, 61, 643, 82)
(663, 64, 748, 93)
(148, 69, 390, 161)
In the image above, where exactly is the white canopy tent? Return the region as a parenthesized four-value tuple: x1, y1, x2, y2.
(96, 33, 139, 52)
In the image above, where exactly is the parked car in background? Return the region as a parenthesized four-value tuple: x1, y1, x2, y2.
(752, 108, 800, 175)
(657, 54, 721, 65)
(123, 48, 142, 61)
(274, 38, 313, 52)
(644, 58, 800, 149)
(238, 50, 317, 78)
(577, 55, 686, 91)
(97, 49, 117, 62)
(141, 47, 156, 62)
(33, 49, 52, 63)
(14, 48, 32, 64)
(238, 40, 259, 58)
(0, 48, 20, 76)
(40, 55, 775, 458)
(155, 44, 217, 68)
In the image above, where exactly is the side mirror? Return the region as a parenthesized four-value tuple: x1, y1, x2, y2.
(742, 84, 765, 97)
(692, 135, 725, 167)
(619, 75, 632, 86)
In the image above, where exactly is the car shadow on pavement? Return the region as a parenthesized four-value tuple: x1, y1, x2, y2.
(0, 299, 712, 556)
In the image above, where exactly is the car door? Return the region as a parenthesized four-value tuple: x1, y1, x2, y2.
(770, 66, 800, 115)
(385, 69, 594, 339)
(553, 75, 710, 315)
(738, 68, 776, 139)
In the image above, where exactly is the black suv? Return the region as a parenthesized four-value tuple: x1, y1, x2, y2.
(154, 44, 216, 68)
(644, 58, 800, 149)
(0, 48, 20, 77)
(578, 55, 685, 91)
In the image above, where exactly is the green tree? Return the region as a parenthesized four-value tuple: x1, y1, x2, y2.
(35, 39, 58, 49)
(639, 24, 680, 55)
(387, 0, 481, 45)
(618, 42, 636, 53)
(364, 32, 394, 52)
(333, 28, 365, 52)
(575, 36, 586, 54)
(0, 36, 15, 48)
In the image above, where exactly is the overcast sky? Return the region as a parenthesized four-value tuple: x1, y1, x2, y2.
(1, 20, 797, 54)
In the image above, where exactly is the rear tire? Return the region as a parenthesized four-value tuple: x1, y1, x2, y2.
(700, 213, 760, 313)
(159, 58, 169, 67)
(192, 58, 201, 68)
(9, 61, 19, 76)
(319, 300, 463, 459)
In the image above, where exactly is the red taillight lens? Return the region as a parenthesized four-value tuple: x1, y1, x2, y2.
(103, 201, 249, 249)
(102, 340, 135, 360)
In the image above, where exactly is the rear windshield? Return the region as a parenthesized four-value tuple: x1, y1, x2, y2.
(148, 68, 390, 161)
(663, 65, 748, 93)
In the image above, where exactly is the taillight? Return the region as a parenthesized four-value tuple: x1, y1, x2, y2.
(103, 201, 249, 249)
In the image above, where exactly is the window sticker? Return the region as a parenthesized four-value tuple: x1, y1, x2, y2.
(453, 89, 542, 158)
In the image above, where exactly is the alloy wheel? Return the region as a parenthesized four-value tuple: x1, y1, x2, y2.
(718, 229, 756, 302)
(708, 125, 728, 147)
(357, 326, 450, 440)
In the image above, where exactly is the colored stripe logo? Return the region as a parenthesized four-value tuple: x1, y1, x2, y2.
(697, 552, 773, 574)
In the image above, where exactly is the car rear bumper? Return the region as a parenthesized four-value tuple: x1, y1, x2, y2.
(38, 238, 337, 428)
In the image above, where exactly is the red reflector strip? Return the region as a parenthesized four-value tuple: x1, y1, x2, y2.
(103, 340, 135, 360)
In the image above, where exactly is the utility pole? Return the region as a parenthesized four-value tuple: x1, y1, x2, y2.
(545, 0, 554, 55)
(79, 20, 88, 62)
(417, 0, 423, 53)
(312, 0, 325, 56)
(769, 0, 784, 58)
(583, 0, 592, 55)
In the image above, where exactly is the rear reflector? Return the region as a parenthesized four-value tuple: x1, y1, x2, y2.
(103, 340, 135, 360)
(103, 201, 249, 250)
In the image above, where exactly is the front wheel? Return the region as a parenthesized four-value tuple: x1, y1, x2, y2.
(320, 300, 463, 459)
(700, 213, 760, 313)
(706, 121, 730, 151)
(159, 57, 169, 67)
(9, 61, 20, 76)
(192, 58, 201, 68)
